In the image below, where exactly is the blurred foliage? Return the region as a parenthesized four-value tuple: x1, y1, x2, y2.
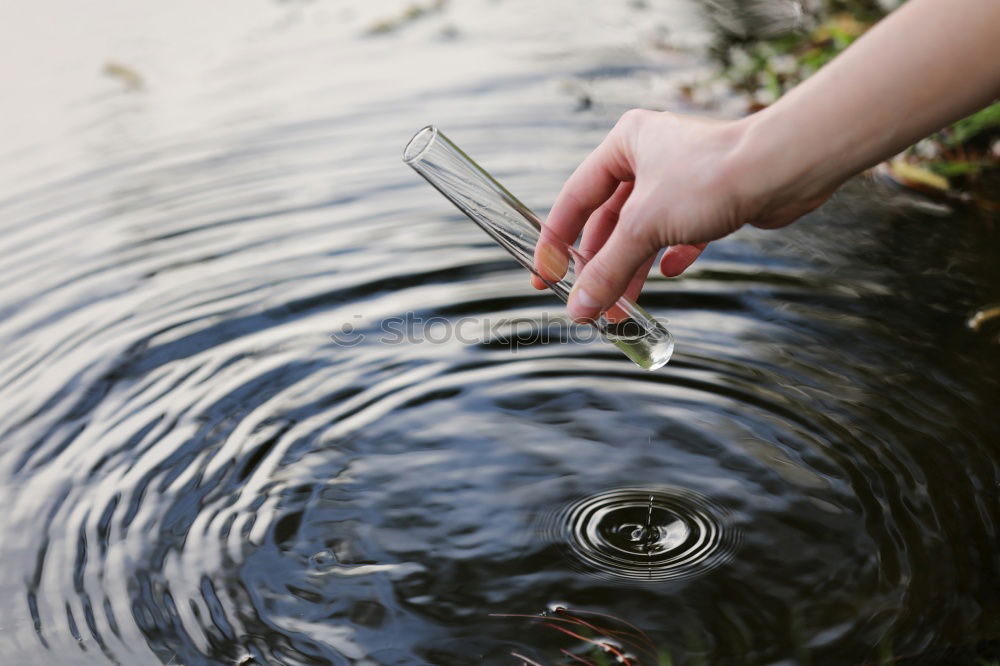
(946, 103, 1000, 148)
(707, 0, 999, 209)
(719, 12, 868, 104)
(823, 0, 892, 21)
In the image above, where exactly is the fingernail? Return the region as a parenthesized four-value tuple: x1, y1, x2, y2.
(568, 287, 599, 322)
(537, 243, 569, 283)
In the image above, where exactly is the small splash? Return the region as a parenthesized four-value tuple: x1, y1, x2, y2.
(551, 487, 739, 581)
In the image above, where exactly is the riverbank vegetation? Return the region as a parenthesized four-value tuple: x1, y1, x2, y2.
(705, 0, 999, 211)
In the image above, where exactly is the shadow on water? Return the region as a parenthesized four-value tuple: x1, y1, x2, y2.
(0, 1, 999, 665)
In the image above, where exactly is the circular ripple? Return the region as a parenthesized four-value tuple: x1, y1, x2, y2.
(556, 487, 739, 581)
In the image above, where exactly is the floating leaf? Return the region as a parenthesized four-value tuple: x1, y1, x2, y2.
(887, 160, 950, 191)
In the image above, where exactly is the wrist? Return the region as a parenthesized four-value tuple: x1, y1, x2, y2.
(726, 103, 848, 228)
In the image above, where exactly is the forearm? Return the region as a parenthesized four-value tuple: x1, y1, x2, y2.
(737, 0, 1000, 212)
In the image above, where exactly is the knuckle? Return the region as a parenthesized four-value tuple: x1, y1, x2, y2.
(617, 108, 647, 129)
(613, 109, 650, 143)
(562, 188, 592, 220)
(618, 217, 651, 247)
(617, 208, 657, 253)
(594, 201, 623, 228)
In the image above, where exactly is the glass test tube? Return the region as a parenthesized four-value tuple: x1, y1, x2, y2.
(403, 125, 674, 370)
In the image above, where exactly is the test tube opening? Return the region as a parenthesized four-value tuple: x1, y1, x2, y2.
(403, 126, 438, 164)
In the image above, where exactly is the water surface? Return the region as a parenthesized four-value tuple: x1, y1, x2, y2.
(1, 1, 999, 664)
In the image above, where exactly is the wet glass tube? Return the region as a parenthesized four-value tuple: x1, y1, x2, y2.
(403, 125, 674, 370)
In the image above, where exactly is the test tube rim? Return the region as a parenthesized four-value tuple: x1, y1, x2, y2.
(403, 125, 438, 164)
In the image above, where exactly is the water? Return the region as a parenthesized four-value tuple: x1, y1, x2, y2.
(1, 1, 999, 665)
(548, 487, 739, 582)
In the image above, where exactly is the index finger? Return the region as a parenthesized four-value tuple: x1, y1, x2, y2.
(534, 129, 635, 274)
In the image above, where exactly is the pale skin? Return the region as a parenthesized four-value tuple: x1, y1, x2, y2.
(533, 0, 1000, 323)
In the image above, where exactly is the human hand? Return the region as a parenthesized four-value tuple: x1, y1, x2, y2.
(534, 0, 1000, 324)
(532, 109, 832, 322)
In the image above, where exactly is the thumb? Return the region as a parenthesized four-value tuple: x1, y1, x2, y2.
(567, 214, 656, 322)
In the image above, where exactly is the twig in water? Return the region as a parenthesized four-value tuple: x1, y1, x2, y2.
(510, 651, 546, 666)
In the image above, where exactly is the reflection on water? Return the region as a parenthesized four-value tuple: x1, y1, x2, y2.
(1, 0, 999, 665)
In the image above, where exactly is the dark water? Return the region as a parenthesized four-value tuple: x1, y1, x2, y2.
(2, 1, 1000, 665)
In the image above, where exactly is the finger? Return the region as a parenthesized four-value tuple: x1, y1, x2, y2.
(624, 254, 656, 302)
(579, 181, 648, 308)
(533, 242, 570, 286)
(605, 253, 656, 323)
(578, 181, 635, 261)
(659, 243, 708, 277)
(532, 230, 645, 295)
(568, 200, 656, 322)
(533, 123, 635, 281)
(543, 131, 634, 248)
(539, 181, 632, 294)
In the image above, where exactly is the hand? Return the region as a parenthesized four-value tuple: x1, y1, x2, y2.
(532, 108, 830, 322)
(534, 0, 1000, 324)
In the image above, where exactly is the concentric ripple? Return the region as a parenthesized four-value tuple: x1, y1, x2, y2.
(1, 0, 1000, 665)
(557, 487, 739, 581)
